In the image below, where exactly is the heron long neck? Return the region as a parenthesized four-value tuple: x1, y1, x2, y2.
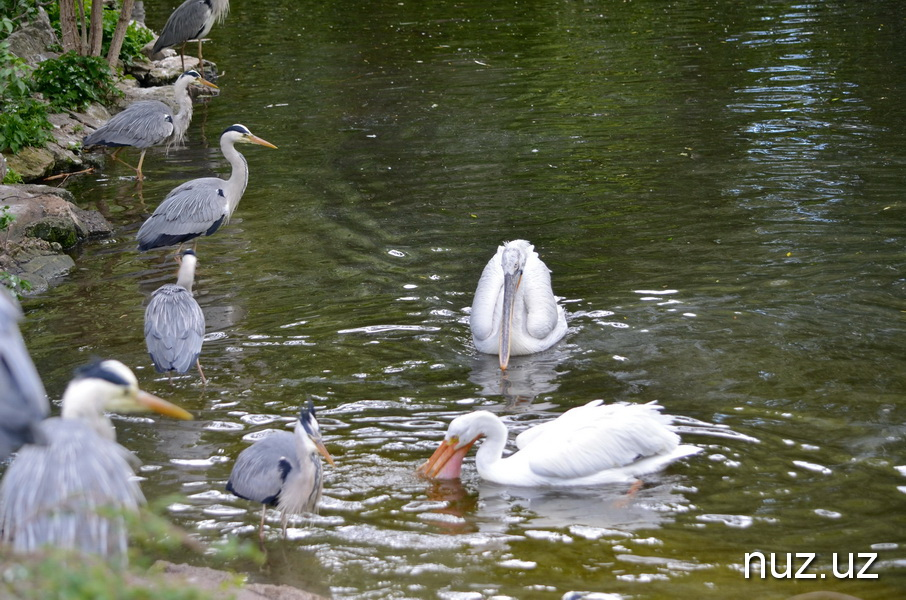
(471, 414, 510, 476)
(60, 379, 117, 441)
(176, 256, 197, 292)
(170, 77, 195, 146)
(221, 137, 249, 217)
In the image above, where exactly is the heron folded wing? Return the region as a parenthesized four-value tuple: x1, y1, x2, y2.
(144, 285, 205, 373)
(153, 0, 213, 52)
(84, 101, 175, 149)
(226, 431, 297, 507)
(137, 178, 228, 250)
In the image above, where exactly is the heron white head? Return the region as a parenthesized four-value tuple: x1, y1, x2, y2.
(296, 399, 335, 466)
(175, 248, 198, 292)
(177, 69, 219, 91)
(222, 123, 278, 150)
(60, 359, 193, 439)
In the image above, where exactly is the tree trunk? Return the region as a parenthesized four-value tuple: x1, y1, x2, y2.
(76, 0, 88, 54)
(58, 0, 79, 53)
(88, 0, 104, 56)
(106, 0, 136, 69)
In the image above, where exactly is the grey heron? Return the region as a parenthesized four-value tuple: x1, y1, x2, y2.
(226, 400, 335, 541)
(152, 0, 230, 71)
(0, 359, 193, 562)
(82, 70, 218, 181)
(418, 400, 700, 486)
(470, 239, 568, 370)
(0, 288, 48, 460)
(144, 249, 206, 383)
(136, 124, 277, 251)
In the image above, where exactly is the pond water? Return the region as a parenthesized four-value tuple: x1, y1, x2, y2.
(12, 0, 906, 598)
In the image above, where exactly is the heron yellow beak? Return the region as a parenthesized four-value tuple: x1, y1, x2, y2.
(135, 389, 194, 420)
(197, 77, 219, 90)
(247, 134, 278, 150)
(314, 438, 335, 466)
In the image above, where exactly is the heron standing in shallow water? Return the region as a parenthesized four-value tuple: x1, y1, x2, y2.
(144, 248, 206, 383)
(0, 360, 193, 562)
(418, 400, 701, 487)
(136, 124, 277, 251)
(82, 70, 218, 181)
(0, 288, 48, 460)
(470, 239, 568, 370)
(152, 0, 230, 71)
(226, 400, 335, 542)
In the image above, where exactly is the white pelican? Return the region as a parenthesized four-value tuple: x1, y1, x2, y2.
(417, 400, 701, 487)
(470, 239, 567, 370)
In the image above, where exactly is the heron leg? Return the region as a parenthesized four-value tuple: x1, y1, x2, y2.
(135, 149, 147, 181)
(258, 504, 267, 543)
(197, 38, 204, 73)
(196, 359, 207, 385)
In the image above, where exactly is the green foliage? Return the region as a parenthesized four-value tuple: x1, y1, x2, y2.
(32, 51, 121, 111)
(0, 271, 32, 296)
(0, 205, 13, 231)
(2, 166, 23, 184)
(0, 96, 53, 152)
(0, 0, 39, 41)
(0, 41, 53, 152)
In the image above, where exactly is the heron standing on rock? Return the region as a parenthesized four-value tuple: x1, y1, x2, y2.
(152, 0, 230, 71)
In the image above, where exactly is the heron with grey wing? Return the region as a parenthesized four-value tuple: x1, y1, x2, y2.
(0, 360, 193, 563)
(136, 124, 277, 251)
(0, 287, 48, 460)
(144, 248, 206, 383)
(226, 400, 335, 542)
(152, 0, 230, 72)
(82, 70, 218, 181)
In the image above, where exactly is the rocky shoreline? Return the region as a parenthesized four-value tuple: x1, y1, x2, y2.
(0, 6, 214, 295)
(1, 8, 330, 600)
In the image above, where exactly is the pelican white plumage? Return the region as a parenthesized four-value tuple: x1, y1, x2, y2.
(417, 400, 701, 487)
(470, 239, 567, 370)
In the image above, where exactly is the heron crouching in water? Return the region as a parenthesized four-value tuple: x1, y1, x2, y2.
(136, 124, 277, 251)
(144, 249, 206, 383)
(226, 400, 335, 542)
(0, 360, 193, 563)
(82, 70, 218, 181)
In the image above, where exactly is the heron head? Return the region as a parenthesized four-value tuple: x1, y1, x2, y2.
(180, 69, 219, 90)
(62, 360, 193, 427)
(297, 399, 335, 466)
(222, 124, 278, 150)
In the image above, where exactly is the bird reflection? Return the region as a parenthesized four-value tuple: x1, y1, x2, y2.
(468, 345, 571, 408)
(422, 478, 479, 534)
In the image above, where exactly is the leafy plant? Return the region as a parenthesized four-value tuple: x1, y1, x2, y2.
(0, 0, 39, 41)
(0, 41, 52, 153)
(32, 51, 121, 111)
(2, 166, 23, 184)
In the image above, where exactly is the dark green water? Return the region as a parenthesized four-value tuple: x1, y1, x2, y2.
(14, 0, 906, 598)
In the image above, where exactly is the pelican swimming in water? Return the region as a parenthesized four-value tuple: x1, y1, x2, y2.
(470, 239, 567, 370)
(417, 400, 701, 487)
